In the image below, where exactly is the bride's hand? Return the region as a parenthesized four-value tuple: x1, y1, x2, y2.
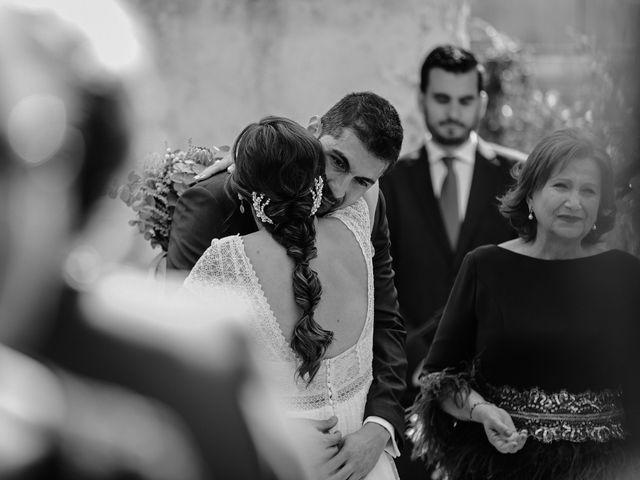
(193, 155, 234, 181)
(474, 403, 527, 454)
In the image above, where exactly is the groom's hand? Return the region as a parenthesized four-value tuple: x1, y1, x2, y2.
(326, 422, 389, 480)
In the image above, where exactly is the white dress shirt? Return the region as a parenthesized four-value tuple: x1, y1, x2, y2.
(426, 131, 477, 222)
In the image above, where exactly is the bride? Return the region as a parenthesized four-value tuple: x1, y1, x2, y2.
(183, 116, 398, 479)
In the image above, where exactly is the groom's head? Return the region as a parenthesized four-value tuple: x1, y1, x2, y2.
(309, 92, 403, 209)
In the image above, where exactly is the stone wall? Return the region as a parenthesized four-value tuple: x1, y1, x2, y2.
(127, 0, 470, 154)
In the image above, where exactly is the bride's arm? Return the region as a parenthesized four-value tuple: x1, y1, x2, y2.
(363, 182, 379, 232)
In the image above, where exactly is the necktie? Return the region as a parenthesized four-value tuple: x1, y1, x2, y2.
(439, 155, 459, 249)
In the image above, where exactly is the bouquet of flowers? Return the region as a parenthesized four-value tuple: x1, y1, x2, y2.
(112, 142, 230, 251)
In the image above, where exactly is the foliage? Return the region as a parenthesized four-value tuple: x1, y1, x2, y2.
(471, 18, 639, 254)
(111, 142, 229, 251)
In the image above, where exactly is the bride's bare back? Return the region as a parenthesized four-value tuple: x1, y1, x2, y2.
(242, 213, 367, 359)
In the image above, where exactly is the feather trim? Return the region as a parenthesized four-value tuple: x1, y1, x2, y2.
(406, 367, 639, 479)
(435, 429, 637, 480)
(405, 367, 472, 463)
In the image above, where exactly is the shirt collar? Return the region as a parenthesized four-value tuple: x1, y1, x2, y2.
(426, 130, 477, 166)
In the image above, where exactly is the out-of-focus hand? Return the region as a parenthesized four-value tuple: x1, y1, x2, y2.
(0, 346, 65, 477)
(291, 416, 343, 480)
(295, 416, 342, 458)
(193, 156, 234, 181)
(322, 422, 388, 480)
(475, 403, 527, 454)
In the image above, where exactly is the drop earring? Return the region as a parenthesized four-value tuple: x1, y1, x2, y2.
(238, 194, 245, 214)
(592, 223, 597, 231)
(528, 205, 533, 221)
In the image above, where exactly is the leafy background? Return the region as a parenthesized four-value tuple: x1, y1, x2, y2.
(111, 144, 229, 251)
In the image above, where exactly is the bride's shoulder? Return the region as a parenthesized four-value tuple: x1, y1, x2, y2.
(328, 198, 370, 236)
(363, 182, 378, 229)
(197, 234, 242, 261)
(330, 185, 377, 228)
(209, 234, 241, 248)
(241, 231, 282, 259)
(187, 234, 245, 284)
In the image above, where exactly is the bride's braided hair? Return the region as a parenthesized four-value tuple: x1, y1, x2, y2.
(229, 116, 332, 383)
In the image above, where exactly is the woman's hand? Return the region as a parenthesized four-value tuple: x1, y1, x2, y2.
(193, 155, 234, 181)
(473, 403, 527, 454)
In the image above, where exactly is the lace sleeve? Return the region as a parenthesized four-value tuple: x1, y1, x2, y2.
(183, 236, 239, 293)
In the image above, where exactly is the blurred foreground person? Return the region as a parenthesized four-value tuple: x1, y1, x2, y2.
(409, 129, 640, 479)
(0, 2, 302, 479)
(184, 116, 400, 479)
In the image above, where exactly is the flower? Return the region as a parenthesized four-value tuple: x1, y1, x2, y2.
(111, 141, 229, 251)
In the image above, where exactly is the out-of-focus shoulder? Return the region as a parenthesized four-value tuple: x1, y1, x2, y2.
(393, 146, 425, 169)
(492, 144, 528, 163)
(478, 137, 527, 166)
(400, 148, 422, 161)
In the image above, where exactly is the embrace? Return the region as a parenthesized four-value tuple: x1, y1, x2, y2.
(173, 92, 407, 480)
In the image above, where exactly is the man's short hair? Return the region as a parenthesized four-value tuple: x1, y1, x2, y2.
(320, 92, 403, 168)
(419, 44, 485, 94)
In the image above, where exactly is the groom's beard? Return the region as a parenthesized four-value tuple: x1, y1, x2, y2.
(317, 187, 341, 216)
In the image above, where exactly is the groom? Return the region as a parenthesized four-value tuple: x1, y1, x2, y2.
(167, 92, 407, 479)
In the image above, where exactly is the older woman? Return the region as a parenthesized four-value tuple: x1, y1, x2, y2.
(408, 128, 640, 479)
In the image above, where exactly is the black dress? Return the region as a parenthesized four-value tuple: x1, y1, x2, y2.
(408, 245, 640, 480)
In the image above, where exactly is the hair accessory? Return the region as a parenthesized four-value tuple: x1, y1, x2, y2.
(309, 176, 324, 216)
(527, 205, 534, 221)
(251, 192, 273, 224)
(238, 193, 245, 214)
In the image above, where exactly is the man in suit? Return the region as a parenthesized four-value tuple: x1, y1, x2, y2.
(167, 91, 408, 480)
(380, 45, 525, 478)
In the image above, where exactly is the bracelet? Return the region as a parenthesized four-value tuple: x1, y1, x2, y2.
(469, 401, 492, 421)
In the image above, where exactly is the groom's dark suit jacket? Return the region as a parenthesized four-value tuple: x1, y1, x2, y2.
(380, 139, 522, 403)
(167, 172, 408, 442)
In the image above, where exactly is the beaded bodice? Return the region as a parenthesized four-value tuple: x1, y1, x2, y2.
(184, 199, 374, 430)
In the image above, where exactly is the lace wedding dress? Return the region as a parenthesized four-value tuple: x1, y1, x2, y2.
(184, 198, 398, 479)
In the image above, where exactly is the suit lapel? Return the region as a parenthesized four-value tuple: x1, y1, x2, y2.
(410, 146, 453, 256)
(455, 147, 500, 265)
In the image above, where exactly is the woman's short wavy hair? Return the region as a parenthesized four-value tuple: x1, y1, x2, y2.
(499, 128, 616, 244)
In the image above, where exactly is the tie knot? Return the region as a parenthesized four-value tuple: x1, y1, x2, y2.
(441, 155, 456, 169)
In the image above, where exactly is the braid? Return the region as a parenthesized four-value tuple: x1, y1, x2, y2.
(228, 115, 333, 383)
(270, 213, 333, 383)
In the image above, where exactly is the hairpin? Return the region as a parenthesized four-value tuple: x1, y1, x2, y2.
(251, 192, 273, 224)
(309, 176, 324, 216)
